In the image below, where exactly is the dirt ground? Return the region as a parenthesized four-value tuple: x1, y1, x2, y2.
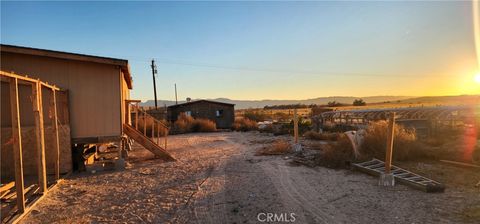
(21, 132, 480, 224)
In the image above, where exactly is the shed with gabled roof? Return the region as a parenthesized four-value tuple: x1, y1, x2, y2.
(167, 100, 235, 129)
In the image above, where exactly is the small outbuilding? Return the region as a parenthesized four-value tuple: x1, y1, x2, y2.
(167, 100, 235, 129)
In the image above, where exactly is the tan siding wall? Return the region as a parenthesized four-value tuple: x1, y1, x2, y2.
(1, 52, 122, 138)
(121, 71, 131, 124)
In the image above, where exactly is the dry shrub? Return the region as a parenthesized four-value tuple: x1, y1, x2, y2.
(174, 113, 216, 133)
(256, 139, 292, 155)
(192, 119, 217, 132)
(361, 120, 428, 161)
(315, 134, 355, 168)
(422, 127, 462, 147)
(304, 131, 338, 141)
(232, 117, 258, 131)
(174, 113, 194, 133)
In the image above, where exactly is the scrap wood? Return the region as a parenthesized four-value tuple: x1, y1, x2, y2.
(1, 182, 15, 194)
(1, 189, 11, 198)
(439, 160, 480, 169)
(353, 158, 445, 193)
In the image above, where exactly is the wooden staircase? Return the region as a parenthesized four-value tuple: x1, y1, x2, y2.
(123, 102, 175, 161)
(123, 124, 174, 161)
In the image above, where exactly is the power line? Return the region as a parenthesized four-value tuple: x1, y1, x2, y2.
(54, 49, 454, 78)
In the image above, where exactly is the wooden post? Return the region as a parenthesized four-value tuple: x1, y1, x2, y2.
(385, 112, 396, 174)
(157, 124, 160, 145)
(293, 108, 299, 144)
(9, 78, 26, 213)
(143, 111, 147, 135)
(135, 104, 138, 130)
(51, 89, 60, 180)
(32, 82, 48, 193)
(164, 131, 168, 150)
(151, 118, 155, 140)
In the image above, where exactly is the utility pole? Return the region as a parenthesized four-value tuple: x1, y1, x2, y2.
(151, 59, 158, 109)
(174, 83, 178, 105)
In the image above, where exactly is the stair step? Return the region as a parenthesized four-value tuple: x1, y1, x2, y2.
(123, 124, 175, 161)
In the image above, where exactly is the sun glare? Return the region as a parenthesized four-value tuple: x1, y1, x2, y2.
(475, 73, 480, 84)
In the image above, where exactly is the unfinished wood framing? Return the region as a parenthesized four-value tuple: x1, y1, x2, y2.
(9, 77, 26, 213)
(32, 82, 48, 193)
(51, 89, 60, 180)
(1, 70, 64, 223)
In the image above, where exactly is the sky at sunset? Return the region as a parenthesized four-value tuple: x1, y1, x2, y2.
(1, 1, 479, 101)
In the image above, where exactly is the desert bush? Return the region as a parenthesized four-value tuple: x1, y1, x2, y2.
(174, 113, 195, 133)
(244, 110, 269, 122)
(256, 139, 292, 156)
(361, 120, 429, 161)
(191, 119, 217, 132)
(314, 134, 355, 168)
(353, 99, 366, 106)
(173, 113, 216, 133)
(232, 117, 258, 131)
(304, 131, 338, 141)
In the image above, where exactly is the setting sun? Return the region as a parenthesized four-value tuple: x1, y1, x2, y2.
(475, 73, 480, 83)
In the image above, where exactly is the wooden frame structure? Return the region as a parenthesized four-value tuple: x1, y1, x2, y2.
(1, 70, 62, 223)
(127, 101, 169, 150)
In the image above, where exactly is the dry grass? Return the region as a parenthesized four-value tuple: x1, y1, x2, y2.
(312, 120, 439, 169)
(360, 120, 429, 161)
(256, 139, 292, 156)
(173, 113, 217, 134)
(232, 117, 258, 132)
(303, 131, 338, 141)
(314, 134, 355, 168)
(192, 119, 217, 132)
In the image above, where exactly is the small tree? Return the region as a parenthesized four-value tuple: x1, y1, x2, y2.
(353, 99, 366, 106)
(327, 101, 342, 107)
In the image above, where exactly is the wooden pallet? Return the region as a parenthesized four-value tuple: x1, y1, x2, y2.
(352, 158, 445, 193)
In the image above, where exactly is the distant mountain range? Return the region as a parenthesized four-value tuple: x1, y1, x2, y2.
(141, 96, 414, 109)
(141, 95, 480, 109)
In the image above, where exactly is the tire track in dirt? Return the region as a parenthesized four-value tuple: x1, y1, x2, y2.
(192, 137, 241, 224)
(261, 161, 349, 224)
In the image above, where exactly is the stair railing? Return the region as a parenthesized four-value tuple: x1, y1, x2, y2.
(128, 102, 169, 150)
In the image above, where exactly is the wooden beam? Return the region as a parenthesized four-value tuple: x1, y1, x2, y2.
(0, 182, 15, 194)
(293, 109, 299, 144)
(39, 82, 59, 91)
(164, 130, 168, 150)
(157, 123, 160, 145)
(9, 77, 25, 213)
(151, 118, 154, 140)
(385, 112, 396, 174)
(32, 82, 48, 193)
(143, 111, 147, 135)
(135, 104, 138, 130)
(51, 89, 60, 180)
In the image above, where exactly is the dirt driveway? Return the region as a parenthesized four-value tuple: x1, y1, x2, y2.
(22, 132, 479, 223)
